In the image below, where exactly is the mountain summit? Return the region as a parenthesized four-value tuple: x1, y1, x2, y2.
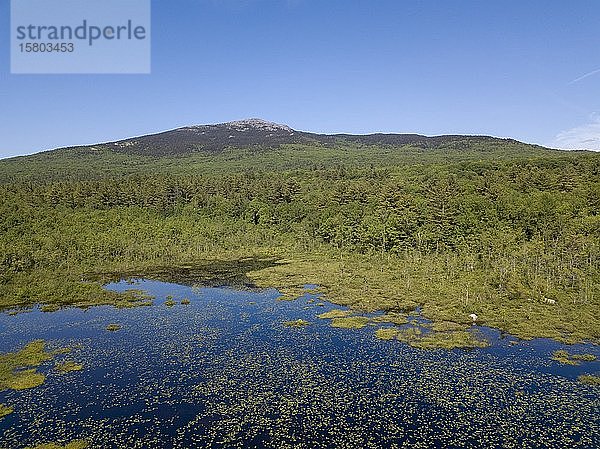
(107, 118, 310, 156)
(219, 118, 294, 133)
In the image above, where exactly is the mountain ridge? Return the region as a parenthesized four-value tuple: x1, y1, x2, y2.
(13, 118, 526, 159)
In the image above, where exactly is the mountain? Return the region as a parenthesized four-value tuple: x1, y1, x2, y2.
(0, 119, 571, 181)
(38, 118, 522, 157)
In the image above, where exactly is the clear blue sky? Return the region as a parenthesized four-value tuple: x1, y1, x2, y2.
(1, 0, 600, 158)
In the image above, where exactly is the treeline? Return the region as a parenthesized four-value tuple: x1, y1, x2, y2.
(0, 155, 599, 309)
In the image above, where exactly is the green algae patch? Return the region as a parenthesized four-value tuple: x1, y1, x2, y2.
(552, 350, 596, 366)
(55, 361, 83, 373)
(283, 319, 310, 328)
(0, 340, 57, 391)
(317, 309, 351, 319)
(375, 328, 399, 340)
(331, 316, 370, 329)
(578, 374, 600, 386)
(165, 298, 176, 307)
(25, 440, 88, 449)
(0, 403, 13, 419)
(106, 323, 122, 332)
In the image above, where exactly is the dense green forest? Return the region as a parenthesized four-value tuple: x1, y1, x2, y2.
(1, 142, 599, 344)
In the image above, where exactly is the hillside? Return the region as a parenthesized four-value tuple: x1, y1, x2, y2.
(0, 119, 564, 181)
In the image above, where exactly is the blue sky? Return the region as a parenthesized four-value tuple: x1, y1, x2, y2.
(1, 0, 600, 158)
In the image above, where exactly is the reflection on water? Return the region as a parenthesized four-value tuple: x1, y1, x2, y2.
(0, 279, 598, 448)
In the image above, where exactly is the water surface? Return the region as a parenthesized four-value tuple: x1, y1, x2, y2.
(0, 280, 598, 448)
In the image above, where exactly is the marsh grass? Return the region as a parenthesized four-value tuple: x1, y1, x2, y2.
(106, 324, 122, 332)
(431, 321, 467, 332)
(571, 353, 597, 362)
(41, 304, 60, 313)
(395, 326, 423, 344)
(0, 403, 13, 419)
(552, 350, 597, 365)
(248, 251, 600, 345)
(375, 328, 399, 340)
(373, 313, 408, 326)
(181, 298, 191, 305)
(377, 324, 488, 349)
(410, 329, 489, 349)
(276, 286, 307, 301)
(0, 340, 57, 392)
(165, 298, 176, 307)
(578, 374, 600, 386)
(114, 290, 154, 309)
(55, 361, 83, 373)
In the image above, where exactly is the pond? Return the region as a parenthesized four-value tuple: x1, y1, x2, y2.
(0, 279, 598, 448)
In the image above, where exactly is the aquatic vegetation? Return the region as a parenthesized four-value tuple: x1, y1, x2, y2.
(395, 326, 424, 344)
(431, 321, 467, 332)
(0, 340, 54, 391)
(0, 403, 13, 419)
(181, 298, 191, 305)
(247, 249, 600, 345)
(317, 309, 351, 319)
(41, 304, 60, 313)
(0, 281, 598, 448)
(386, 325, 489, 349)
(551, 350, 596, 365)
(578, 374, 600, 386)
(375, 328, 399, 340)
(165, 298, 176, 307)
(114, 289, 155, 309)
(570, 353, 597, 362)
(106, 323, 122, 331)
(25, 441, 88, 449)
(372, 312, 408, 326)
(330, 316, 370, 329)
(276, 286, 307, 301)
(283, 319, 310, 328)
(410, 330, 490, 350)
(55, 361, 83, 373)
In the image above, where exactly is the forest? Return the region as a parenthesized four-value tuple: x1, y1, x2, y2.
(0, 145, 599, 343)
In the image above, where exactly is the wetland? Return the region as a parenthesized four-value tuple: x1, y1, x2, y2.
(0, 278, 598, 449)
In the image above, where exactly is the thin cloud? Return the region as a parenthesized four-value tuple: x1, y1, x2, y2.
(568, 68, 600, 85)
(551, 114, 600, 151)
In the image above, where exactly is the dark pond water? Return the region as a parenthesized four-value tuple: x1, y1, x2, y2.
(0, 280, 598, 448)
